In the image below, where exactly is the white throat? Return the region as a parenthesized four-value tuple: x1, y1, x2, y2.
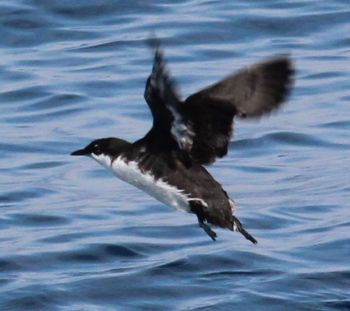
(91, 153, 112, 170)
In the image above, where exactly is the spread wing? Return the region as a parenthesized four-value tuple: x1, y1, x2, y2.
(142, 42, 194, 152)
(183, 56, 294, 164)
(142, 42, 294, 164)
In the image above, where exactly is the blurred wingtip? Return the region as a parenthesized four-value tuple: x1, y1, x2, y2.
(146, 33, 161, 50)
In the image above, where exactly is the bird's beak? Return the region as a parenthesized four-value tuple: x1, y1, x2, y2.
(71, 148, 89, 156)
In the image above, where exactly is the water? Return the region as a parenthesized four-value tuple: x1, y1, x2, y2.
(1, 0, 349, 310)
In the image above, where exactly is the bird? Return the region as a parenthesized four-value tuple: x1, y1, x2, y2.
(71, 40, 294, 244)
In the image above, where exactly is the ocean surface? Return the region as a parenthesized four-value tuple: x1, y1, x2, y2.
(1, 1, 349, 310)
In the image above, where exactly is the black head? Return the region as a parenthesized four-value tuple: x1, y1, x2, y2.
(71, 137, 130, 158)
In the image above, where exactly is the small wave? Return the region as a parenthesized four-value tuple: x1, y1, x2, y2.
(232, 131, 344, 152)
(8, 212, 68, 226)
(57, 243, 141, 263)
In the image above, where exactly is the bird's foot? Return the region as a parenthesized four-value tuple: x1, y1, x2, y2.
(199, 222, 217, 241)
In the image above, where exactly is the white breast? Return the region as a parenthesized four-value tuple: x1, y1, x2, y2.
(99, 155, 191, 213)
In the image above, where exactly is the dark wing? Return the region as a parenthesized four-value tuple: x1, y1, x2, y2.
(183, 56, 294, 164)
(142, 42, 293, 165)
(144, 42, 180, 130)
(142, 42, 194, 152)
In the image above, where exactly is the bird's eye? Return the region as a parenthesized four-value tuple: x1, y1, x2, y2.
(93, 144, 101, 155)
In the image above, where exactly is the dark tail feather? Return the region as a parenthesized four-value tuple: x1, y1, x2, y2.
(233, 216, 258, 244)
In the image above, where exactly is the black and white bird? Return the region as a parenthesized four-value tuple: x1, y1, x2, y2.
(71, 41, 294, 244)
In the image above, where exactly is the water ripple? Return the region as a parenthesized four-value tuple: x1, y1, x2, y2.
(1, 0, 350, 309)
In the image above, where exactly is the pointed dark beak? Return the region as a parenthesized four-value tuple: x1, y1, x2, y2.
(71, 148, 89, 156)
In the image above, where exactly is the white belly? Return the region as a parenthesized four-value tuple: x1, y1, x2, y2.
(108, 156, 191, 212)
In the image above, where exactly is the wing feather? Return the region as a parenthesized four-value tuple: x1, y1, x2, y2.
(142, 41, 294, 165)
(183, 56, 294, 164)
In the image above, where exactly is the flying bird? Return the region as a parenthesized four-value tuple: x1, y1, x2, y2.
(71, 41, 294, 243)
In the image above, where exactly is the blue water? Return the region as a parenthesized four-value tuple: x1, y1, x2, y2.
(1, 1, 350, 310)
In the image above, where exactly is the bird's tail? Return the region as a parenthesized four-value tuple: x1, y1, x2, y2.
(233, 216, 258, 244)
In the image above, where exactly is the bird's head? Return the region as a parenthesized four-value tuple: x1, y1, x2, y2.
(71, 137, 129, 169)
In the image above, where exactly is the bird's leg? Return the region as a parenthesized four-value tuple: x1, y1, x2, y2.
(233, 216, 258, 244)
(190, 201, 217, 241)
(198, 218, 217, 241)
